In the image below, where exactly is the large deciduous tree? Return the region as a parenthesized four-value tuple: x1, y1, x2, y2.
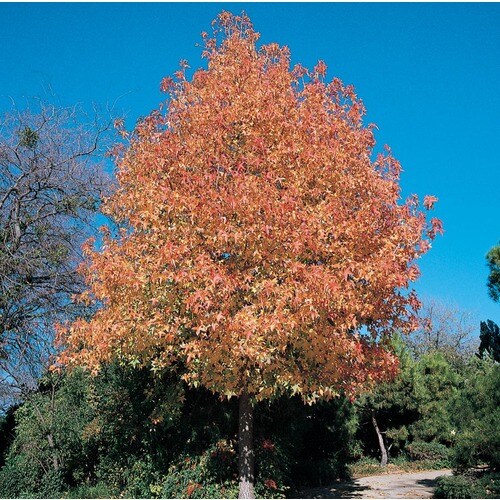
(57, 12, 442, 498)
(0, 102, 111, 408)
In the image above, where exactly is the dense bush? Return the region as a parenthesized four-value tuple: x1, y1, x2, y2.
(450, 359, 500, 470)
(435, 475, 473, 499)
(62, 481, 118, 499)
(406, 441, 451, 464)
(159, 441, 239, 499)
(435, 472, 500, 499)
(0, 364, 360, 498)
(256, 395, 358, 489)
(0, 365, 185, 498)
(1, 347, 497, 498)
(0, 370, 93, 498)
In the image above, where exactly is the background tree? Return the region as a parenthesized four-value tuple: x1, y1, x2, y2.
(409, 352, 460, 445)
(0, 102, 112, 409)
(0, 365, 185, 499)
(481, 242, 500, 363)
(486, 243, 500, 302)
(356, 334, 420, 467)
(57, 12, 442, 498)
(407, 299, 477, 366)
(478, 320, 500, 362)
(449, 357, 500, 471)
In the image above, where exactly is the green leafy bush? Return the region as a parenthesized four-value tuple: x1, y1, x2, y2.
(159, 440, 239, 499)
(348, 456, 381, 476)
(121, 458, 164, 498)
(450, 360, 500, 471)
(0, 456, 65, 499)
(435, 475, 472, 499)
(435, 472, 500, 499)
(0, 456, 36, 498)
(0, 365, 360, 497)
(474, 472, 500, 498)
(254, 437, 291, 498)
(63, 481, 118, 499)
(407, 441, 451, 464)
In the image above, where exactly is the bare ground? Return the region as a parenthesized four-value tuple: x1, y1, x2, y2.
(299, 469, 453, 499)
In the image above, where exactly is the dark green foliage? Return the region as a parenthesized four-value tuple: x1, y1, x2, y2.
(479, 320, 500, 362)
(61, 481, 117, 499)
(0, 407, 16, 467)
(18, 126, 39, 149)
(355, 336, 465, 471)
(0, 364, 185, 498)
(406, 441, 450, 465)
(434, 475, 473, 499)
(410, 353, 460, 445)
(0, 456, 65, 499)
(356, 335, 420, 461)
(0, 370, 93, 497)
(256, 396, 358, 490)
(435, 472, 500, 499)
(1, 338, 498, 498)
(254, 437, 293, 498)
(159, 442, 239, 499)
(450, 359, 500, 471)
(486, 243, 500, 302)
(0, 363, 359, 498)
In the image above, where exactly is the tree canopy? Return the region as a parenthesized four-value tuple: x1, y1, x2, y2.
(57, 12, 442, 404)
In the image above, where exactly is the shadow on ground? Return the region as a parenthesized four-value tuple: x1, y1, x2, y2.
(416, 478, 439, 488)
(299, 481, 369, 499)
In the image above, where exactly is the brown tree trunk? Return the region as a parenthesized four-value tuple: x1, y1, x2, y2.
(371, 411, 388, 467)
(238, 391, 255, 499)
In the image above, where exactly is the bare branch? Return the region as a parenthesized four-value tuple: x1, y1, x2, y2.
(0, 100, 116, 409)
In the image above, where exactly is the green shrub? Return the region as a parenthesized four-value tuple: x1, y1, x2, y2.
(121, 458, 163, 498)
(0, 456, 32, 498)
(450, 361, 500, 471)
(254, 437, 292, 498)
(62, 481, 117, 499)
(434, 475, 472, 499)
(407, 441, 451, 463)
(158, 438, 290, 499)
(0, 454, 66, 498)
(435, 472, 500, 499)
(348, 456, 381, 477)
(160, 440, 239, 499)
(474, 472, 500, 498)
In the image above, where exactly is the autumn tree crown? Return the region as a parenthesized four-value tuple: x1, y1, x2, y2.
(57, 11, 442, 402)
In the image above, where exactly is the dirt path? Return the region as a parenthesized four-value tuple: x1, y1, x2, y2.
(300, 469, 453, 498)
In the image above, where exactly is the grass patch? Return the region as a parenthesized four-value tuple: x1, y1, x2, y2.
(349, 456, 451, 478)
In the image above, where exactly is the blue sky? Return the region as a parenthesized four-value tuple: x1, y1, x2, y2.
(1, 3, 499, 329)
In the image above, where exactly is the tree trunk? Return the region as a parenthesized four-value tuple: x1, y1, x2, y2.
(371, 411, 388, 467)
(46, 433, 60, 471)
(238, 391, 255, 499)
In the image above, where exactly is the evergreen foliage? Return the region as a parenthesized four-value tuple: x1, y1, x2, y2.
(486, 243, 500, 302)
(450, 359, 500, 471)
(479, 320, 500, 362)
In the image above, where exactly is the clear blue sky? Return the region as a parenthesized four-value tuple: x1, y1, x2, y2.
(1, 3, 499, 329)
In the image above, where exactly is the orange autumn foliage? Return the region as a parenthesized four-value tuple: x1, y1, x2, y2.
(56, 12, 442, 402)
